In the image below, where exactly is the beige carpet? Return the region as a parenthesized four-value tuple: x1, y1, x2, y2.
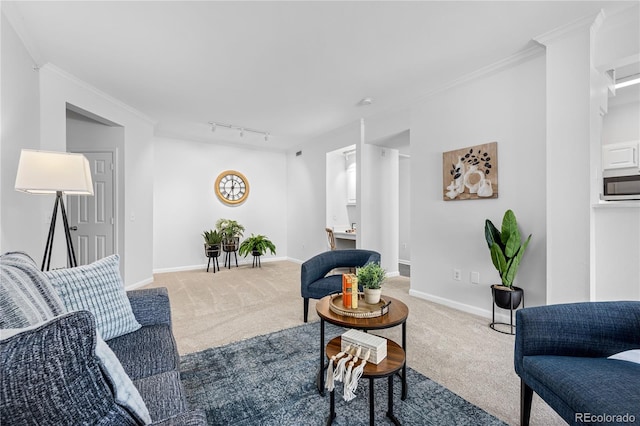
(146, 260, 565, 426)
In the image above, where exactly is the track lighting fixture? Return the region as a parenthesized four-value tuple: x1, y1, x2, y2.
(207, 121, 269, 141)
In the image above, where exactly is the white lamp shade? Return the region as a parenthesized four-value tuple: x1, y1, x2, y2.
(15, 149, 94, 195)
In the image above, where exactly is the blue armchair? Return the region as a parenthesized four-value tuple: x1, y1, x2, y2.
(300, 249, 380, 322)
(514, 301, 640, 426)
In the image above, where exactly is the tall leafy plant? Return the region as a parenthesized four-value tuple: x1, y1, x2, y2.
(215, 219, 245, 241)
(484, 209, 532, 288)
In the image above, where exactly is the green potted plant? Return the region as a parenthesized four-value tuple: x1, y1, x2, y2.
(484, 209, 531, 309)
(215, 218, 245, 251)
(202, 229, 222, 272)
(202, 229, 222, 253)
(357, 262, 386, 304)
(238, 234, 276, 257)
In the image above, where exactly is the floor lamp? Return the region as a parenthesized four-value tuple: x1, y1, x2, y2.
(15, 149, 94, 271)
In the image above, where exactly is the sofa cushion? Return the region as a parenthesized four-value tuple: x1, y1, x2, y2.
(95, 334, 152, 424)
(133, 371, 188, 422)
(523, 355, 640, 417)
(45, 254, 141, 340)
(107, 324, 180, 381)
(0, 311, 142, 425)
(152, 411, 208, 426)
(0, 252, 65, 328)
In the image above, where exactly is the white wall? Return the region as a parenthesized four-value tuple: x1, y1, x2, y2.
(153, 136, 287, 271)
(537, 19, 594, 305)
(409, 52, 548, 314)
(0, 13, 43, 257)
(398, 155, 411, 264)
(38, 64, 155, 287)
(287, 122, 361, 262)
(359, 143, 399, 274)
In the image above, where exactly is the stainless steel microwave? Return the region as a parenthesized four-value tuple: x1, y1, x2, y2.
(602, 169, 640, 201)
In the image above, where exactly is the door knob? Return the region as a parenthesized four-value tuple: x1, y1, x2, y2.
(69, 226, 78, 231)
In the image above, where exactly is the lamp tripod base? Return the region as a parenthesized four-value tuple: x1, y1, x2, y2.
(41, 191, 77, 271)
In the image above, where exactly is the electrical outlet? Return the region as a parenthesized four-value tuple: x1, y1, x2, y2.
(471, 271, 480, 284)
(453, 268, 462, 281)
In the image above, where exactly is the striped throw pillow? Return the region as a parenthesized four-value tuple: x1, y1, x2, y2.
(0, 252, 66, 328)
(45, 255, 141, 340)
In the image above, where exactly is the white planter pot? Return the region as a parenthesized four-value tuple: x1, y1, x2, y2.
(364, 288, 382, 304)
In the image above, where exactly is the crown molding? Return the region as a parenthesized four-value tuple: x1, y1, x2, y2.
(40, 63, 156, 126)
(372, 43, 543, 116)
(1, 3, 44, 66)
(534, 11, 603, 46)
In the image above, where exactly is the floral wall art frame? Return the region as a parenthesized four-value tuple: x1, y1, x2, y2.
(443, 141, 498, 201)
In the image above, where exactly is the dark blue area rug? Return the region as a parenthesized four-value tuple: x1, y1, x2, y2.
(180, 322, 507, 426)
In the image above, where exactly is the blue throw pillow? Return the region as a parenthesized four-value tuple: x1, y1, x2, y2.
(45, 255, 141, 340)
(1, 312, 150, 425)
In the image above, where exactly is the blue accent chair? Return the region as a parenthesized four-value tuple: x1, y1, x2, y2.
(514, 301, 640, 426)
(300, 249, 381, 322)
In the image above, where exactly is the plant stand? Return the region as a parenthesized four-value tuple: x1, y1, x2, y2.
(207, 254, 220, 273)
(252, 254, 261, 268)
(490, 286, 524, 335)
(204, 244, 220, 273)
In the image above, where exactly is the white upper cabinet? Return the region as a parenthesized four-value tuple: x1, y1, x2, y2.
(602, 141, 639, 170)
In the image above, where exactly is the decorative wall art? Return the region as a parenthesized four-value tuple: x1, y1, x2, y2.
(442, 142, 498, 201)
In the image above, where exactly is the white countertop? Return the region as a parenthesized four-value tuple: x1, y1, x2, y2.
(334, 231, 356, 240)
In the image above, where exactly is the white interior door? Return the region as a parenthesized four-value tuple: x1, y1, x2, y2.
(68, 151, 115, 265)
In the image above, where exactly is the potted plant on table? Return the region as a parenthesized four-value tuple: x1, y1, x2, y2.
(484, 209, 532, 309)
(357, 262, 386, 304)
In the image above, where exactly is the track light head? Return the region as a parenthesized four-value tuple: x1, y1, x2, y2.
(207, 121, 268, 141)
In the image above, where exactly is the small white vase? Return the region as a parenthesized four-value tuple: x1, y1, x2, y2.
(364, 288, 382, 304)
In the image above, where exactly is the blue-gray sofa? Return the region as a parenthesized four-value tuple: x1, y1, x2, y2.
(300, 249, 380, 322)
(0, 253, 206, 425)
(515, 301, 640, 426)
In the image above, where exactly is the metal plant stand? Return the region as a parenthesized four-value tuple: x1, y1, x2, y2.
(490, 286, 524, 335)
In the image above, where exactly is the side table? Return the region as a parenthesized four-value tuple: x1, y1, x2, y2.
(326, 336, 405, 426)
(316, 295, 409, 400)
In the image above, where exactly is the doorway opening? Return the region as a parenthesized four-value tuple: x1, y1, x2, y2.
(65, 105, 124, 269)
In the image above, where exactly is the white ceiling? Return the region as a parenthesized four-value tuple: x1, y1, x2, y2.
(3, 1, 635, 151)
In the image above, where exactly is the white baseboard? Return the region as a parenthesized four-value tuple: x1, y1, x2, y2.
(152, 256, 290, 274)
(398, 259, 411, 266)
(126, 277, 153, 291)
(408, 288, 515, 324)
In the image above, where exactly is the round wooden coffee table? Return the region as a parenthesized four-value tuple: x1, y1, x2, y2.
(326, 336, 405, 425)
(316, 294, 409, 400)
